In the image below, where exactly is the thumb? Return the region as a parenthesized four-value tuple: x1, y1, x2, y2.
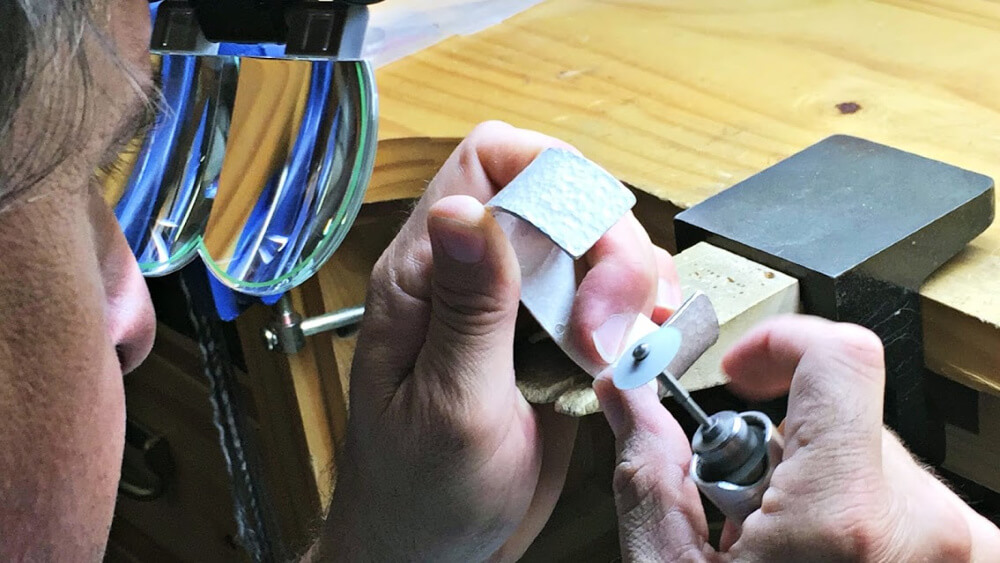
(417, 195, 522, 401)
(593, 376, 714, 561)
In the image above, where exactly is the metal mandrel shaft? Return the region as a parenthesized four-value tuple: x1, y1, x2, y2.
(657, 370, 712, 428)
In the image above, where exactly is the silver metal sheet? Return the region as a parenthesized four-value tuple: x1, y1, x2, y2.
(488, 149, 636, 259)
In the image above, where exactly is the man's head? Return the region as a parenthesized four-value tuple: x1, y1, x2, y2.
(0, 1, 157, 558)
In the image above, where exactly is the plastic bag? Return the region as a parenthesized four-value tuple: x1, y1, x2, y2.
(363, 0, 546, 68)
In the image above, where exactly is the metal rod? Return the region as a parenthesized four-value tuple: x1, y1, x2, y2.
(657, 371, 712, 428)
(300, 305, 365, 337)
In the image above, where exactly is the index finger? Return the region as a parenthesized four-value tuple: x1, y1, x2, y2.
(722, 315, 886, 462)
(570, 213, 667, 366)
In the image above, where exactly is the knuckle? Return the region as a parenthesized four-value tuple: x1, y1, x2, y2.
(370, 243, 432, 307)
(620, 252, 658, 295)
(456, 139, 483, 182)
(431, 278, 517, 338)
(612, 453, 684, 508)
(613, 457, 710, 562)
(406, 379, 478, 450)
(757, 462, 911, 560)
(365, 259, 398, 316)
(456, 121, 514, 183)
(613, 460, 662, 533)
(369, 252, 395, 296)
(457, 121, 514, 170)
(367, 265, 405, 316)
(407, 377, 517, 469)
(613, 458, 656, 501)
(812, 499, 893, 559)
(844, 518, 890, 560)
(831, 323, 884, 359)
(758, 473, 794, 516)
(467, 120, 513, 141)
(583, 255, 655, 315)
(928, 516, 973, 562)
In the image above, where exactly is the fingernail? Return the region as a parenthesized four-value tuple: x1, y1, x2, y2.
(592, 313, 636, 364)
(592, 367, 614, 387)
(656, 279, 683, 311)
(592, 369, 657, 397)
(432, 217, 486, 264)
(595, 370, 658, 395)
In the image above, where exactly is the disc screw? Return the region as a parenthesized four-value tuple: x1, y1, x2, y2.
(632, 343, 650, 361)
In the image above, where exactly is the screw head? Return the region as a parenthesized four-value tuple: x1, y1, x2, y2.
(263, 328, 280, 351)
(632, 343, 650, 361)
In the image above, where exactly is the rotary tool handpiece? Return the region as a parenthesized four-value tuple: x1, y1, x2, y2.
(690, 410, 784, 523)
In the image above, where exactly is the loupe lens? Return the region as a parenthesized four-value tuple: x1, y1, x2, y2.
(110, 55, 378, 295)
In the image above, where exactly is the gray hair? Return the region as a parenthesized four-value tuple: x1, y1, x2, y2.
(0, 1, 97, 204)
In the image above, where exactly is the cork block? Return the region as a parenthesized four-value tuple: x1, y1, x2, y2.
(675, 242, 800, 391)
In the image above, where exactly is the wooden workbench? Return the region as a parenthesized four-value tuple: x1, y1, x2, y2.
(366, 0, 1000, 396)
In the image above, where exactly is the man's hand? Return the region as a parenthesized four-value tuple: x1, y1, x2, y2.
(594, 315, 1000, 562)
(317, 122, 680, 561)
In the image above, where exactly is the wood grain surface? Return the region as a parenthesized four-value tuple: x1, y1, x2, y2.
(367, 0, 1000, 392)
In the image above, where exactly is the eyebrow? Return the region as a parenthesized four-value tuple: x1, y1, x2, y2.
(98, 80, 159, 172)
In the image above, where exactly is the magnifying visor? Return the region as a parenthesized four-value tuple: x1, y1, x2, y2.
(107, 1, 380, 297)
